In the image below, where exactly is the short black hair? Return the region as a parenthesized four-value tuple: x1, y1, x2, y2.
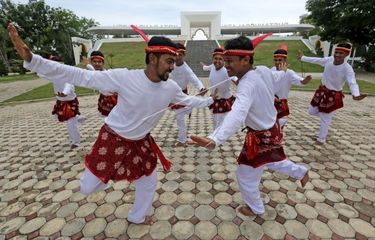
(213, 47, 224, 53)
(176, 43, 186, 50)
(273, 49, 287, 55)
(224, 36, 254, 64)
(90, 50, 104, 58)
(337, 42, 351, 50)
(145, 36, 177, 64)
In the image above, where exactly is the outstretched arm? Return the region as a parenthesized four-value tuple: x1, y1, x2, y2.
(7, 23, 123, 93)
(8, 23, 32, 62)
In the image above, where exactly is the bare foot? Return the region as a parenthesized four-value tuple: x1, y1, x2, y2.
(129, 215, 155, 225)
(175, 142, 186, 147)
(238, 206, 256, 216)
(301, 172, 309, 188)
(143, 215, 155, 225)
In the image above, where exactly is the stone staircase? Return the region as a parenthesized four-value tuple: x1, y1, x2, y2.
(184, 40, 219, 77)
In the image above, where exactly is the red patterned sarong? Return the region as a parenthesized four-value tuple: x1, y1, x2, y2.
(209, 95, 236, 114)
(311, 84, 344, 113)
(274, 98, 289, 119)
(98, 94, 118, 116)
(84, 124, 171, 184)
(169, 88, 188, 110)
(237, 122, 286, 168)
(52, 98, 80, 122)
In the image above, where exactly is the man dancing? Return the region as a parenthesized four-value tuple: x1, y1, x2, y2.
(271, 45, 312, 127)
(8, 23, 214, 225)
(169, 43, 207, 146)
(190, 36, 309, 216)
(201, 47, 236, 129)
(298, 43, 367, 144)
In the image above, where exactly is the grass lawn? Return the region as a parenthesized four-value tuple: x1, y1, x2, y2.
(100, 42, 147, 69)
(0, 73, 39, 83)
(291, 79, 375, 95)
(4, 83, 97, 103)
(219, 40, 324, 72)
(98, 40, 323, 72)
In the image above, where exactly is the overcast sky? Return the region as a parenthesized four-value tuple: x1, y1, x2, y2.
(14, 0, 309, 26)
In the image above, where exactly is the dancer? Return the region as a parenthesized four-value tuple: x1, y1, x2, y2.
(271, 45, 312, 127)
(201, 47, 236, 129)
(298, 43, 367, 144)
(8, 23, 214, 225)
(190, 36, 309, 216)
(85, 51, 118, 117)
(169, 43, 207, 146)
(49, 55, 85, 149)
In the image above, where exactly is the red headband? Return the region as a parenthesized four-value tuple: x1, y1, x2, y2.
(335, 47, 351, 53)
(91, 56, 105, 62)
(212, 52, 224, 56)
(145, 46, 177, 55)
(273, 54, 287, 59)
(224, 49, 254, 56)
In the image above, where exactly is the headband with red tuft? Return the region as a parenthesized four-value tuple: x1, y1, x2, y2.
(130, 24, 149, 43)
(145, 46, 178, 55)
(224, 32, 272, 57)
(131, 25, 178, 55)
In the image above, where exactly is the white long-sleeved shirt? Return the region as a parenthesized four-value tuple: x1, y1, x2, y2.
(169, 62, 204, 91)
(38, 68, 77, 101)
(86, 64, 113, 96)
(24, 54, 213, 140)
(203, 64, 233, 99)
(271, 67, 303, 99)
(209, 66, 284, 145)
(301, 56, 360, 96)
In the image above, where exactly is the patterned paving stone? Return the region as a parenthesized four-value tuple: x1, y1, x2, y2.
(75, 202, 98, 218)
(275, 204, 297, 219)
(175, 205, 194, 220)
(349, 219, 375, 237)
(39, 218, 65, 236)
(18, 217, 46, 234)
(82, 218, 106, 237)
(262, 221, 286, 239)
(328, 219, 355, 238)
(0, 217, 25, 235)
(104, 219, 128, 238)
(0, 92, 374, 238)
(306, 219, 332, 238)
(239, 221, 262, 240)
(195, 221, 217, 239)
(172, 221, 194, 239)
(284, 220, 309, 239)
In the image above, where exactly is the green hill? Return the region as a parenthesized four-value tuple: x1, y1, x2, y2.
(99, 40, 323, 72)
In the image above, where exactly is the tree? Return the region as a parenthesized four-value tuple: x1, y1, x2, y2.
(305, 0, 375, 46)
(0, 0, 98, 66)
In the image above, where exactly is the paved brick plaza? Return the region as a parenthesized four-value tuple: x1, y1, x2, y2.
(0, 91, 374, 239)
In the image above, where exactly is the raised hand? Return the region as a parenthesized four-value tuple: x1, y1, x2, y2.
(197, 88, 208, 96)
(7, 23, 32, 62)
(352, 93, 367, 101)
(189, 135, 216, 150)
(301, 75, 312, 85)
(297, 50, 304, 60)
(200, 62, 205, 69)
(82, 56, 90, 66)
(55, 92, 67, 97)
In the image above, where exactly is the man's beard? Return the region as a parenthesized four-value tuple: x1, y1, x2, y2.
(158, 71, 170, 81)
